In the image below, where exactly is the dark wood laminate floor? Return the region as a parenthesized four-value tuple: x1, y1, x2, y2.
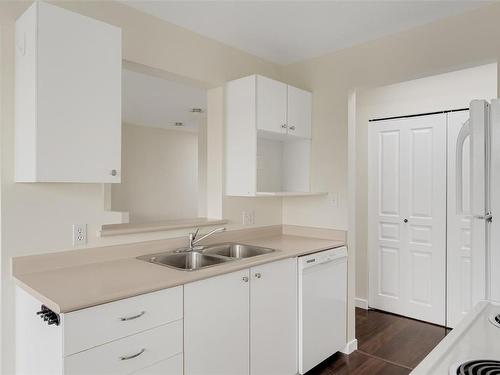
(306, 308, 450, 374)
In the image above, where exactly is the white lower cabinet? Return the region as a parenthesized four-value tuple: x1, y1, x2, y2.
(17, 258, 300, 375)
(184, 258, 298, 375)
(15, 286, 184, 375)
(131, 354, 183, 375)
(250, 258, 297, 375)
(184, 269, 250, 375)
(64, 320, 182, 375)
(64, 287, 183, 356)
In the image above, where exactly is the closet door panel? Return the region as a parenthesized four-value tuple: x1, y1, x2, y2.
(369, 114, 446, 325)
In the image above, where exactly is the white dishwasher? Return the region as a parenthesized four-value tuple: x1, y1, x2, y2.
(298, 246, 347, 374)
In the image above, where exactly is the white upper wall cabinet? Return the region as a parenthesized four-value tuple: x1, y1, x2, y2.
(287, 85, 312, 139)
(15, 2, 122, 183)
(225, 74, 317, 196)
(255, 75, 312, 138)
(256, 75, 288, 134)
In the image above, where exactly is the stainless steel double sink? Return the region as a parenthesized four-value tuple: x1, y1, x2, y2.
(137, 243, 276, 271)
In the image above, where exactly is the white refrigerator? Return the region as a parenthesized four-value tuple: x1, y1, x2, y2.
(410, 99, 500, 374)
(456, 99, 500, 305)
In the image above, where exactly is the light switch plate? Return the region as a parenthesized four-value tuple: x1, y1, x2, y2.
(329, 192, 339, 208)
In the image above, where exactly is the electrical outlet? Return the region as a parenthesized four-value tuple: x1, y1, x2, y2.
(242, 211, 255, 225)
(242, 211, 250, 225)
(73, 224, 87, 246)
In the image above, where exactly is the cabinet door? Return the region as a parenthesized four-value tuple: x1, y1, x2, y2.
(38, 2, 121, 183)
(184, 269, 250, 375)
(287, 86, 312, 139)
(256, 75, 287, 134)
(16, 2, 122, 183)
(250, 258, 297, 375)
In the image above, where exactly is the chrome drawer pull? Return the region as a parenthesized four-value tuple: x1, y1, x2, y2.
(120, 348, 145, 361)
(119, 311, 145, 321)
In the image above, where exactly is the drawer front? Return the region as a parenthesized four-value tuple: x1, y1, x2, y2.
(64, 320, 182, 375)
(131, 354, 183, 375)
(64, 286, 182, 355)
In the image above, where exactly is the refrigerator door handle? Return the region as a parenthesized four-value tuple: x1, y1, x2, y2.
(456, 119, 471, 215)
(473, 212, 493, 222)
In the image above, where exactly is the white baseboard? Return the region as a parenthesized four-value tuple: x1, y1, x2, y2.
(340, 339, 358, 355)
(355, 298, 369, 309)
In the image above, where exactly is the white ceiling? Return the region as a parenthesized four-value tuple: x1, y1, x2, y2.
(122, 69, 206, 132)
(122, 1, 488, 65)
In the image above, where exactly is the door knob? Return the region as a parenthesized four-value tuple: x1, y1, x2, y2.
(289, 126, 296, 131)
(281, 124, 288, 129)
(242, 276, 249, 283)
(255, 273, 261, 279)
(403, 218, 408, 223)
(110, 169, 118, 176)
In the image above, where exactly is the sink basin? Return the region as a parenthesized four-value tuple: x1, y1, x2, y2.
(202, 243, 276, 259)
(138, 252, 232, 271)
(138, 243, 276, 271)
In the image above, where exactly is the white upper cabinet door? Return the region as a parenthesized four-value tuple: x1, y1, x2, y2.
(184, 269, 250, 375)
(287, 85, 312, 139)
(225, 76, 257, 196)
(250, 258, 297, 375)
(15, 2, 122, 183)
(256, 75, 287, 134)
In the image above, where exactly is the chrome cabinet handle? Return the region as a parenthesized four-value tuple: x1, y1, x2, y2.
(255, 273, 261, 279)
(242, 276, 249, 282)
(403, 218, 408, 223)
(120, 311, 145, 321)
(281, 124, 288, 129)
(110, 169, 118, 176)
(120, 348, 145, 361)
(289, 125, 296, 131)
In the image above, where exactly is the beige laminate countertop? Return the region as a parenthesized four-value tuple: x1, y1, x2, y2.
(13, 234, 345, 314)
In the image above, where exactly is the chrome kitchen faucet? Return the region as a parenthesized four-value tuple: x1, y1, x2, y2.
(186, 227, 226, 251)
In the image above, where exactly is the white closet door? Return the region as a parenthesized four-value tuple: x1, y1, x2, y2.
(447, 110, 473, 328)
(369, 114, 446, 325)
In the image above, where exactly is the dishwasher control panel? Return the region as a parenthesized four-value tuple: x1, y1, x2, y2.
(299, 246, 347, 270)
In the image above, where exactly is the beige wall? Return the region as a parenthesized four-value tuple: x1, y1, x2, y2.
(280, 3, 500, 342)
(0, 2, 283, 373)
(111, 123, 199, 222)
(355, 63, 497, 304)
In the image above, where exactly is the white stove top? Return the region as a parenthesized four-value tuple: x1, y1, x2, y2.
(411, 301, 500, 374)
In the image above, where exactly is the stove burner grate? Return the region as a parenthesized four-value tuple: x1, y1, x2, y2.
(455, 360, 500, 375)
